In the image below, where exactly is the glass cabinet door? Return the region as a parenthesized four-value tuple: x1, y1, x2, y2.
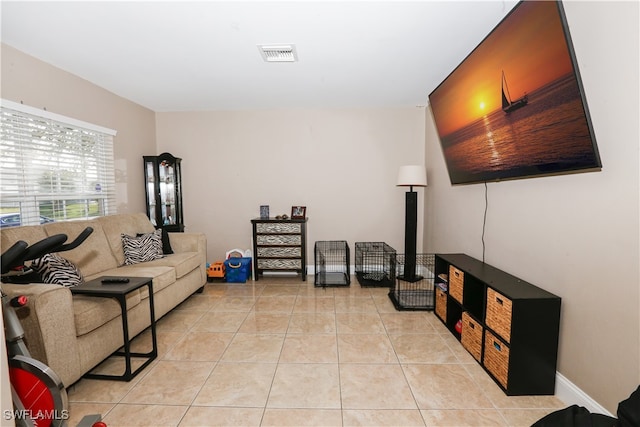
(143, 153, 184, 231)
(145, 161, 158, 226)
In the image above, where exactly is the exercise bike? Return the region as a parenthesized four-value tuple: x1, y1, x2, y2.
(2, 228, 106, 427)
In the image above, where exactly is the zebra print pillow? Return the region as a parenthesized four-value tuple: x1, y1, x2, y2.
(121, 229, 164, 265)
(31, 253, 84, 287)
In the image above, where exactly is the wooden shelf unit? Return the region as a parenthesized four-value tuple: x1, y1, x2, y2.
(434, 253, 561, 395)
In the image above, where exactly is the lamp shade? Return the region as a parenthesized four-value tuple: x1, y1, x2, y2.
(397, 165, 427, 187)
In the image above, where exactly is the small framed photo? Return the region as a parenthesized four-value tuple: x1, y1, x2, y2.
(291, 206, 306, 220)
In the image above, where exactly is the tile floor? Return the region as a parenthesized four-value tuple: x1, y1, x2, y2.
(66, 276, 565, 426)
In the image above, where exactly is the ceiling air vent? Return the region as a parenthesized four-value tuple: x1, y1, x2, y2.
(258, 45, 298, 62)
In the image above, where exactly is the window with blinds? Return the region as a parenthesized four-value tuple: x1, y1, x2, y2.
(0, 101, 117, 227)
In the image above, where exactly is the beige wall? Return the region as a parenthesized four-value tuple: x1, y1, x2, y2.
(1, 44, 156, 214)
(156, 108, 426, 263)
(424, 1, 639, 413)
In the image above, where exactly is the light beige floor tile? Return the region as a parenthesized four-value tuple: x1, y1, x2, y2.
(390, 333, 459, 364)
(335, 295, 378, 312)
(155, 310, 205, 333)
(340, 364, 418, 409)
(191, 311, 248, 332)
(403, 364, 494, 410)
(122, 360, 213, 405)
(260, 285, 301, 296)
(238, 312, 291, 333)
(371, 294, 400, 313)
(68, 376, 141, 403)
(193, 362, 277, 407)
(253, 295, 297, 313)
(132, 329, 185, 357)
(220, 333, 285, 362)
(500, 408, 559, 426)
(338, 333, 398, 364)
(163, 331, 234, 361)
(380, 312, 437, 334)
(174, 294, 219, 312)
(210, 296, 257, 312)
(288, 312, 337, 334)
(262, 408, 343, 426)
(293, 295, 336, 312)
(421, 409, 507, 426)
(442, 333, 478, 364)
(218, 284, 264, 298)
(179, 406, 264, 427)
(343, 409, 426, 426)
(280, 334, 338, 363)
(102, 403, 188, 426)
(67, 402, 114, 427)
(267, 363, 341, 409)
(336, 312, 386, 334)
(332, 285, 363, 297)
(199, 283, 230, 296)
(298, 284, 335, 297)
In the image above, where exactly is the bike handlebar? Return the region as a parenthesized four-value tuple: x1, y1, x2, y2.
(1, 227, 94, 275)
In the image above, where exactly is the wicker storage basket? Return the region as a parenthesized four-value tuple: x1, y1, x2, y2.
(448, 265, 464, 303)
(484, 329, 510, 389)
(485, 288, 513, 342)
(435, 287, 447, 322)
(461, 312, 483, 362)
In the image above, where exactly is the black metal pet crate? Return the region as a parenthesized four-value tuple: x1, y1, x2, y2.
(355, 242, 397, 287)
(388, 253, 435, 310)
(314, 240, 350, 287)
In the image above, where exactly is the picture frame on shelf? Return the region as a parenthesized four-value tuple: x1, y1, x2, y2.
(291, 206, 306, 220)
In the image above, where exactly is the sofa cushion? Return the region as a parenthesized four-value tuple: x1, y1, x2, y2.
(73, 295, 118, 336)
(91, 265, 176, 298)
(43, 220, 118, 278)
(122, 230, 163, 265)
(140, 252, 201, 279)
(97, 213, 156, 266)
(31, 254, 84, 287)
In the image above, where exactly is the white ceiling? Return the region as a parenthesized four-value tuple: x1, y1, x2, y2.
(1, 1, 518, 112)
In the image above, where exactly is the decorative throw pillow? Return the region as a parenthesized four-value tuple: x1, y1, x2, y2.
(122, 229, 163, 265)
(138, 228, 173, 255)
(31, 253, 84, 288)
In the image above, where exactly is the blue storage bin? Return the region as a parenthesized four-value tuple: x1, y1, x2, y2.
(224, 257, 252, 283)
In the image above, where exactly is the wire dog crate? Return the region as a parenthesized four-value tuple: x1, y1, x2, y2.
(314, 240, 350, 287)
(355, 242, 397, 287)
(388, 253, 435, 310)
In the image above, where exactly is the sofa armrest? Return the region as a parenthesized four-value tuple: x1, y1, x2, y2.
(168, 232, 207, 287)
(2, 283, 81, 387)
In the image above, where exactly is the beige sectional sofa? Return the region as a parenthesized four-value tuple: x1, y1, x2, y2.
(1, 212, 206, 388)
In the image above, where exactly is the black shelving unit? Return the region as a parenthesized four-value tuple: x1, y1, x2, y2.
(434, 253, 561, 396)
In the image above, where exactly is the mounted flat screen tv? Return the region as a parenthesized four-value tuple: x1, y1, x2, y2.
(429, 0, 601, 185)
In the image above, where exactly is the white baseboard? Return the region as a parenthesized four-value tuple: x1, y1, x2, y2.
(555, 372, 613, 416)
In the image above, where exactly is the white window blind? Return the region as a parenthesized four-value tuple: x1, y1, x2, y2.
(0, 100, 117, 227)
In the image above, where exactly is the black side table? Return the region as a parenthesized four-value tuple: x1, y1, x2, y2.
(71, 276, 156, 381)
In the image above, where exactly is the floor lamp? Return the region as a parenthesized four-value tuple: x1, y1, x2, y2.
(397, 165, 427, 282)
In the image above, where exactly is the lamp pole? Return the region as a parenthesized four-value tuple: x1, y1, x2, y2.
(396, 166, 427, 283)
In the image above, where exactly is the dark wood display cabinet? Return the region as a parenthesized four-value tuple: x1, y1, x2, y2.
(143, 153, 184, 232)
(434, 253, 561, 395)
(251, 218, 308, 281)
